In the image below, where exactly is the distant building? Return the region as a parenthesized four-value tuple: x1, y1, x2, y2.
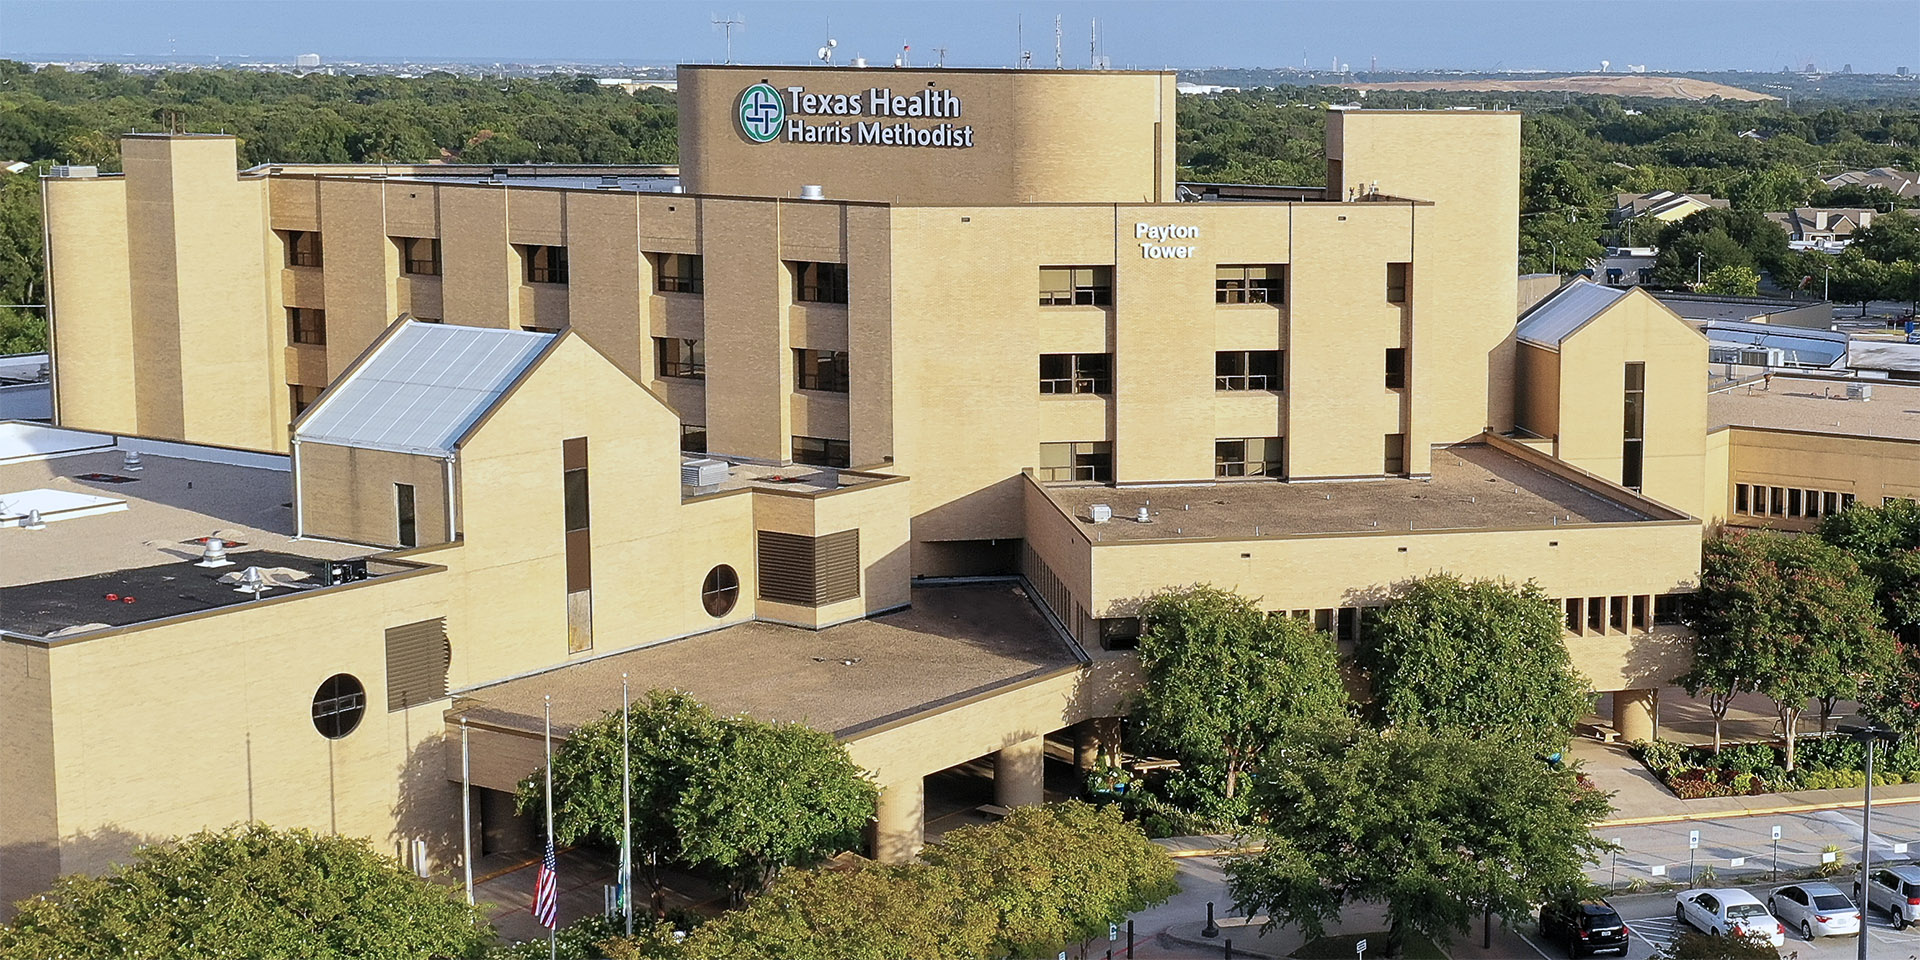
(1174, 82, 1241, 95)
(1765, 207, 1875, 243)
(1613, 190, 1730, 224)
(1822, 167, 1920, 199)
(294, 53, 322, 70)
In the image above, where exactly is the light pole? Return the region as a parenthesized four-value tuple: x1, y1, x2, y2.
(1842, 722, 1895, 960)
(1550, 239, 1559, 276)
(1824, 262, 1832, 302)
(1695, 251, 1705, 287)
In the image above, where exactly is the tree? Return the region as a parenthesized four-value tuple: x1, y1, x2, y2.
(1130, 585, 1350, 800)
(1653, 930, 1781, 959)
(0, 824, 491, 959)
(1699, 264, 1761, 296)
(921, 802, 1179, 960)
(1851, 210, 1920, 265)
(674, 862, 992, 960)
(1820, 497, 1920, 643)
(1684, 530, 1893, 769)
(1225, 724, 1611, 959)
(525, 691, 876, 905)
(1358, 574, 1589, 745)
(1653, 208, 1794, 283)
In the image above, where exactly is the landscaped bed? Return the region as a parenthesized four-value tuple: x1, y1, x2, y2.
(1635, 734, 1920, 798)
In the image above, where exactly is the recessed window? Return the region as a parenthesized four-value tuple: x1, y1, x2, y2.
(1215, 437, 1285, 478)
(397, 237, 441, 277)
(284, 230, 323, 268)
(312, 673, 366, 739)
(1387, 262, 1410, 304)
(702, 565, 740, 617)
(1384, 433, 1406, 475)
(395, 483, 417, 548)
(1040, 353, 1113, 395)
(1215, 265, 1284, 304)
(1735, 483, 1750, 513)
(564, 466, 590, 532)
(654, 253, 704, 294)
(288, 307, 327, 346)
(655, 337, 705, 379)
(290, 384, 322, 417)
(1215, 350, 1282, 391)
(793, 436, 850, 468)
(680, 423, 707, 454)
(522, 245, 569, 285)
(1384, 348, 1407, 390)
(792, 261, 849, 304)
(794, 349, 850, 393)
(1037, 441, 1113, 483)
(1038, 266, 1113, 307)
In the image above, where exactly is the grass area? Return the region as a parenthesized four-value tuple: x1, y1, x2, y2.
(1292, 932, 1447, 959)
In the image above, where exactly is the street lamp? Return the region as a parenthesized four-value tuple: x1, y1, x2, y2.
(1695, 251, 1705, 287)
(1840, 722, 1897, 960)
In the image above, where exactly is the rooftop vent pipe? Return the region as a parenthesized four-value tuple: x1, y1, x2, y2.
(22, 509, 45, 530)
(122, 450, 144, 472)
(198, 537, 233, 568)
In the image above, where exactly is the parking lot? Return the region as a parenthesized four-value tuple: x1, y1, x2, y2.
(1525, 888, 1920, 960)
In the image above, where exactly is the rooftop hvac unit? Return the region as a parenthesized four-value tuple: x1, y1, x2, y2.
(49, 165, 99, 179)
(1847, 382, 1873, 401)
(681, 458, 729, 487)
(1088, 504, 1112, 523)
(1739, 348, 1784, 367)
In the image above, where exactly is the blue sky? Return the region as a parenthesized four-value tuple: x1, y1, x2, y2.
(3, 0, 1916, 73)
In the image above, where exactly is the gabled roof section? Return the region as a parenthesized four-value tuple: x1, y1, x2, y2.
(296, 322, 556, 456)
(1515, 279, 1630, 349)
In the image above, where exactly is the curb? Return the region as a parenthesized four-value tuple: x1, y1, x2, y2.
(1159, 927, 1284, 959)
(1598, 794, 1920, 827)
(1164, 843, 1266, 859)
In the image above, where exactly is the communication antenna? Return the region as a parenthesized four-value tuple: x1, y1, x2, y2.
(1090, 18, 1096, 68)
(711, 13, 744, 64)
(934, 45, 947, 68)
(1017, 16, 1032, 69)
(1053, 15, 1062, 69)
(895, 43, 910, 68)
(817, 18, 836, 65)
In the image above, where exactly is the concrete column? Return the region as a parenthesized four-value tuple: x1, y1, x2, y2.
(1074, 717, 1123, 773)
(872, 777, 924, 864)
(995, 736, 1047, 808)
(1615, 688, 1659, 742)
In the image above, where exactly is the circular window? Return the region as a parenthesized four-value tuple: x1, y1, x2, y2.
(702, 565, 740, 617)
(312, 674, 366, 739)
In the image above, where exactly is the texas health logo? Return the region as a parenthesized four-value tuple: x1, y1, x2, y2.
(737, 83, 786, 143)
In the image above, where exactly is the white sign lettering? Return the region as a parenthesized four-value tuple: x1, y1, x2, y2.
(1136, 222, 1200, 259)
(740, 83, 976, 149)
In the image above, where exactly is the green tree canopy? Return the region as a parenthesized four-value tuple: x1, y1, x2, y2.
(1226, 724, 1612, 959)
(0, 824, 491, 959)
(1700, 263, 1762, 296)
(1653, 207, 1794, 283)
(674, 862, 992, 960)
(1818, 498, 1920, 640)
(1131, 585, 1350, 800)
(1358, 574, 1588, 745)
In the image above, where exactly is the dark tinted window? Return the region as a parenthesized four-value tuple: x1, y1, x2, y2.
(1814, 895, 1853, 910)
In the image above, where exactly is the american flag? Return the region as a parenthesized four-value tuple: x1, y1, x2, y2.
(531, 837, 558, 929)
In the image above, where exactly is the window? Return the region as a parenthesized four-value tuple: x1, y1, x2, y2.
(1387, 262, 1410, 303)
(1736, 483, 1750, 513)
(1824, 491, 1840, 515)
(1215, 350, 1282, 391)
(384, 618, 449, 711)
(1564, 598, 1582, 632)
(288, 307, 327, 346)
(1098, 617, 1141, 651)
(285, 230, 322, 268)
(1770, 486, 1785, 515)
(758, 529, 860, 606)
(1215, 438, 1285, 478)
(312, 674, 366, 739)
(1040, 353, 1113, 395)
(701, 565, 740, 617)
(793, 436, 850, 468)
(1037, 441, 1113, 483)
(1215, 265, 1284, 304)
(395, 483, 417, 548)
(1804, 489, 1821, 518)
(1842, 493, 1856, 511)
(655, 337, 705, 379)
(1038, 266, 1113, 306)
(680, 423, 707, 454)
(398, 237, 441, 276)
(1632, 594, 1650, 629)
(654, 253, 704, 294)
(1384, 433, 1406, 475)
(1622, 362, 1645, 491)
(290, 384, 322, 417)
(564, 466, 590, 532)
(792, 261, 849, 304)
(1609, 596, 1626, 631)
(1653, 594, 1683, 625)
(794, 349, 849, 393)
(1587, 596, 1604, 631)
(1787, 488, 1803, 517)
(1384, 348, 1407, 390)
(522, 245, 569, 284)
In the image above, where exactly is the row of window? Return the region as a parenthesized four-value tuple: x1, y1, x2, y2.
(653, 339, 849, 394)
(1037, 349, 1407, 396)
(1037, 434, 1406, 483)
(1734, 483, 1856, 520)
(1563, 594, 1685, 634)
(1038, 263, 1410, 308)
(672, 425, 844, 467)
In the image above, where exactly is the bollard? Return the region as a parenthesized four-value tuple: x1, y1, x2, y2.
(1202, 901, 1220, 938)
(1127, 919, 1134, 958)
(1224, 938, 1233, 960)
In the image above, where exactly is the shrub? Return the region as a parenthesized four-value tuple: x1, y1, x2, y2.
(1636, 738, 1692, 773)
(1718, 742, 1780, 776)
(1816, 844, 1850, 877)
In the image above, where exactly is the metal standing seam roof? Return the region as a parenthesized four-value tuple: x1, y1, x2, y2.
(1515, 280, 1630, 349)
(295, 323, 555, 456)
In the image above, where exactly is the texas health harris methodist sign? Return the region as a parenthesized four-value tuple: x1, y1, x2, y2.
(736, 82, 977, 148)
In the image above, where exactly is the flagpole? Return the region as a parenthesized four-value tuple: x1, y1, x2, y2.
(621, 673, 633, 936)
(461, 716, 474, 906)
(544, 695, 556, 960)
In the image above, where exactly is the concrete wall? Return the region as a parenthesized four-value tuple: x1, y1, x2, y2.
(1719, 426, 1920, 531)
(297, 443, 453, 547)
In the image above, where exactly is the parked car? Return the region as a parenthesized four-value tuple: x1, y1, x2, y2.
(1856, 864, 1920, 928)
(1539, 897, 1630, 957)
(1675, 888, 1786, 947)
(1767, 881, 1862, 939)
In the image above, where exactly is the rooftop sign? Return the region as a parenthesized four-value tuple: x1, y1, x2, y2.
(737, 82, 976, 149)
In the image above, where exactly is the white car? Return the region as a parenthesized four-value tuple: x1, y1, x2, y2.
(1675, 888, 1786, 947)
(1767, 881, 1862, 939)
(1856, 865, 1920, 928)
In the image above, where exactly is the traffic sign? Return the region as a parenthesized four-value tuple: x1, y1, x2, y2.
(1772, 825, 1782, 841)
(1356, 938, 1368, 957)
(1688, 830, 1700, 850)
(1109, 922, 1118, 942)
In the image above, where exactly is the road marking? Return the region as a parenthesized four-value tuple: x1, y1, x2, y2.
(1599, 795, 1920, 827)
(1513, 927, 1556, 959)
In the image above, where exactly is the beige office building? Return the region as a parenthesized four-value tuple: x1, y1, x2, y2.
(5, 64, 1750, 913)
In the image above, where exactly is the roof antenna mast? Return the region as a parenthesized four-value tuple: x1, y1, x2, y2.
(712, 13, 744, 64)
(1053, 15, 1063, 69)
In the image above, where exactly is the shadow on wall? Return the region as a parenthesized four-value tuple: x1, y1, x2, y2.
(389, 711, 466, 880)
(0, 822, 162, 922)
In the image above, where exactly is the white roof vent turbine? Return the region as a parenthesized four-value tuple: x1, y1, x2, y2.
(122, 450, 144, 472)
(197, 537, 233, 567)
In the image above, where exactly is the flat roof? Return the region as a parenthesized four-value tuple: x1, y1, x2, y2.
(682, 460, 898, 498)
(455, 583, 1081, 739)
(1039, 444, 1666, 543)
(1710, 375, 1920, 442)
(350, 173, 684, 193)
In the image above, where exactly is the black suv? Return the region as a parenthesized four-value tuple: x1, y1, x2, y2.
(1539, 898, 1629, 957)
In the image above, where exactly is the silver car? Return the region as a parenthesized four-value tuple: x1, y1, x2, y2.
(1857, 864, 1920, 928)
(1768, 882, 1862, 939)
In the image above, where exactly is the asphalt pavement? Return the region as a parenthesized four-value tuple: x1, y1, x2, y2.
(1595, 802, 1920, 892)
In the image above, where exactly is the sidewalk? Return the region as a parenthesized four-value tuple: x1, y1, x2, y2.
(1570, 736, 1920, 825)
